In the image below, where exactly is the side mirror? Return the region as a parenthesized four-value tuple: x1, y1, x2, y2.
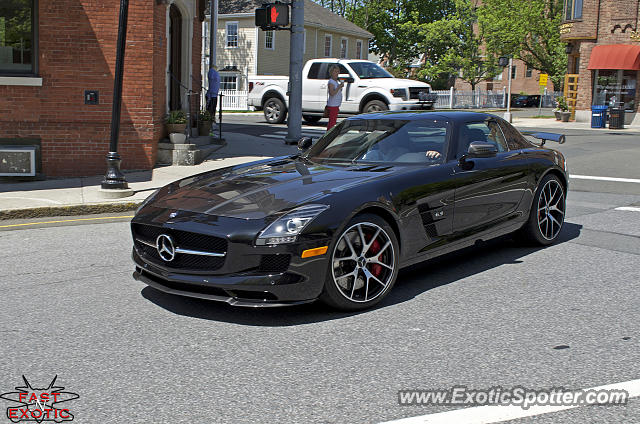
(467, 141, 498, 158)
(297, 136, 313, 151)
(339, 74, 354, 84)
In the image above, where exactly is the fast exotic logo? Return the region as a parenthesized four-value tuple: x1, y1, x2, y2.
(0, 376, 79, 423)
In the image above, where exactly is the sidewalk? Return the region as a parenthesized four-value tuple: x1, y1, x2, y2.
(0, 132, 298, 219)
(0, 116, 635, 220)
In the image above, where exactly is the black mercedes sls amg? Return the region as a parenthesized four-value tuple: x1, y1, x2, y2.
(131, 111, 568, 310)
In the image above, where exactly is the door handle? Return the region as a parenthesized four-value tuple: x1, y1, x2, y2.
(320, 84, 327, 89)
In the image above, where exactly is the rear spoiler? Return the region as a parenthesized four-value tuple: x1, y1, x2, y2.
(522, 132, 566, 146)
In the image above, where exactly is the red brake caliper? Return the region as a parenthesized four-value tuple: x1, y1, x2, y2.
(368, 236, 383, 277)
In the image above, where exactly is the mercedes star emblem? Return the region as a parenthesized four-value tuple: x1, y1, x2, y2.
(156, 234, 176, 262)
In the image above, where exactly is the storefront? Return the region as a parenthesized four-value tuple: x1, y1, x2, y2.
(588, 45, 640, 115)
(560, 0, 640, 126)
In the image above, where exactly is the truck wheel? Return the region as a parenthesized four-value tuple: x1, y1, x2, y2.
(264, 97, 286, 124)
(363, 100, 388, 114)
(302, 115, 322, 124)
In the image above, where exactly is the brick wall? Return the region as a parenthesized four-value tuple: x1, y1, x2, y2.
(568, 0, 640, 111)
(0, 0, 202, 177)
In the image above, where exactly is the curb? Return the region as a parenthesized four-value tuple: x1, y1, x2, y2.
(0, 202, 142, 221)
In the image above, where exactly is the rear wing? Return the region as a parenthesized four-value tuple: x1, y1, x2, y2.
(522, 132, 566, 146)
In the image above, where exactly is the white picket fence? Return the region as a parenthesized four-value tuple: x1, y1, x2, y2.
(202, 89, 249, 110)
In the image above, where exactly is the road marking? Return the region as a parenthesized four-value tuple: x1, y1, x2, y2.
(570, 175, 640, 184)
(380, 378, 640, 424)
(615, 206, 640, 212)
(0, 215, 134, 228)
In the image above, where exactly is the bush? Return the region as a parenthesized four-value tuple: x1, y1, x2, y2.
(198, 109, 213, 121)
(555, 96, 568, 112)
(165, 110, 186, 124)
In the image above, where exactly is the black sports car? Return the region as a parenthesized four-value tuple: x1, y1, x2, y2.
(131, 111, 568, 310)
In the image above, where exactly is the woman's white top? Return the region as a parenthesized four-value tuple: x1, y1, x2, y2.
(327, 78, 342, 107)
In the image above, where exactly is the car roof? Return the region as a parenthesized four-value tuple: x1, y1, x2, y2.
(346, 110, 499, 123)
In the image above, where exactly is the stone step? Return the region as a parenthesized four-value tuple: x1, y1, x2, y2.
(156, 141, 227, 166)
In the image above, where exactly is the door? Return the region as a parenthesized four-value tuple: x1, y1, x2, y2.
(169, 5, 182, 111)
(451, 119, 529, 237)
(302, 62, 329, 112)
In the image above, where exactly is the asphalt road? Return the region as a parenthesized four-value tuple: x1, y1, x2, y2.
(1, 122, 639, 423)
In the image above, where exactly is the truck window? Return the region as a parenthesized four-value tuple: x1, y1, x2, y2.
(307, 63, 325, 79)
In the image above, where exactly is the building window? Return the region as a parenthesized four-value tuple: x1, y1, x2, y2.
(226, 22, 238, 48)
(355, 40, 363, 59)
(220, 74, 237, 91)
(573, 56, 580, 73)
(526, 66, 533, 78)
(592, 69, 636, 111)
(511, 65, 516, 80)
(265, 30, 274, 50)
(0, 0, 36, 75)
(340, 38, 348, 58)
(324, 34, 332, 57)
(564, 0, 583, 20)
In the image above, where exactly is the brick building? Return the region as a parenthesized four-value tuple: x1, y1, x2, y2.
(0, 0, 204, 178)
(560, 0, 640, 125)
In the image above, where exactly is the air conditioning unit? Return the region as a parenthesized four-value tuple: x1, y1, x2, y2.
(0, 146, 37, 176)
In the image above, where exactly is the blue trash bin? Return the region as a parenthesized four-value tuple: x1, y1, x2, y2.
(591, 105, 608, 128)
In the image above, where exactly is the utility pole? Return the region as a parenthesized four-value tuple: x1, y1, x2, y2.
(504, 57, 513, 123)
(209, 0, 217, 68)
(284, 0, 304, 144)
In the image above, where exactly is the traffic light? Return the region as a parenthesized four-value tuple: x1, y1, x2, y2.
(255, 3, 289, 29)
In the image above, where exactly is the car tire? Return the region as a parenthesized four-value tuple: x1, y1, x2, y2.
(263, 97, 287, 124)
(319, 213, 400, 311)
(516, 173, 566, 245)
(302, 114, 322, 124)
(363, 100, 388, 114)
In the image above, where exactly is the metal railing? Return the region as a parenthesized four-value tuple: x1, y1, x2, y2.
(433, 89, 563, 109)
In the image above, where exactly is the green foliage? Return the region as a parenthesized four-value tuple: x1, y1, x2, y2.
(477, 0, 567, 90)
(198, 109, 213, 121)
(165, 110, 186, 124)
(556, 96, 568, 111)
(415, 0, 500, 90)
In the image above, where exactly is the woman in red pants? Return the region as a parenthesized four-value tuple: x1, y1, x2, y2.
(326, 65, 345, 130)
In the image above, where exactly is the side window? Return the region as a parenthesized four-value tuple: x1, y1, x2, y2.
(317, 63, 350, 79)
(307, 63, 322, 79)
(498, 120, 530, 150)
(457, 121, 507, 158)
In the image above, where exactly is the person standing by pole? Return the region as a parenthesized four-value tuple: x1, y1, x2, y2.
(206, 65, 220, 134)
(326, 64, 344, 130)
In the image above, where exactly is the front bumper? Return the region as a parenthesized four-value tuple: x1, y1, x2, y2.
(131, 210, 331, 307)
(388, 101, 435, 111)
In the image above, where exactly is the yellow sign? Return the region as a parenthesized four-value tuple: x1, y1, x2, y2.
(539, 74, 548, 86)
(559, 23, 573, 34)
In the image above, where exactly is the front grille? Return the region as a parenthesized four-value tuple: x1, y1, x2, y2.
(132, 223, 227, 271)
(259, 254, 291, 272)
(409, 87, 429, 99)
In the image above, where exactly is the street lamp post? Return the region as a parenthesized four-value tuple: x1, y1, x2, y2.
(101, 0, 133, 197)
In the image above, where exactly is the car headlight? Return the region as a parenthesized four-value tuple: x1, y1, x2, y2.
(390, 88, 408, 100)
(256, 204, 329, 245)
(135, 188, 160, 214)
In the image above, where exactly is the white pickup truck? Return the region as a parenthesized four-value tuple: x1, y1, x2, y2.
(248, 59, 438, 124)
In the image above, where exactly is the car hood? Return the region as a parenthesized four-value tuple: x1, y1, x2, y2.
(150, 157, 397, 219)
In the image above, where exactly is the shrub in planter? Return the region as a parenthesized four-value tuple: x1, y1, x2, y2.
(197, 109, 213, 136)
(165, 110, 187, 134)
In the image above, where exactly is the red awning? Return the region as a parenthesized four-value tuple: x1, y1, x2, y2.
(587, 45, 640, 70)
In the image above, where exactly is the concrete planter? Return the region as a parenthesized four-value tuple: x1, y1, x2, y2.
(560, 111, 571, 122)
(169, 133, 187, 144)
(554, 110, 562, 120)
(197, 121, 212, 136)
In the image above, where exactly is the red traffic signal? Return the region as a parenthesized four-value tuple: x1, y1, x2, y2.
(255, 3, 289, 28)
(266, 3, 289, 26)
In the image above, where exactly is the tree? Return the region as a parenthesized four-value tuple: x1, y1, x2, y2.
(415, 0, 500, 96)
(477, 0, 567, 90)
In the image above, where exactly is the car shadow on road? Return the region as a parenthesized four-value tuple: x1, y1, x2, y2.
(141, 222, 582, 326)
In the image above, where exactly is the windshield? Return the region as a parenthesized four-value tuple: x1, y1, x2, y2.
(305, 119, 449, 164)
(347, 62, 394, 79)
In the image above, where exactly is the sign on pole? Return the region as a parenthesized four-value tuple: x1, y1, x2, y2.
(539, 73, 548, 86)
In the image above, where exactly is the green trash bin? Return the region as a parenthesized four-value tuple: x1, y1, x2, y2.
(609, 107, 625, 129)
